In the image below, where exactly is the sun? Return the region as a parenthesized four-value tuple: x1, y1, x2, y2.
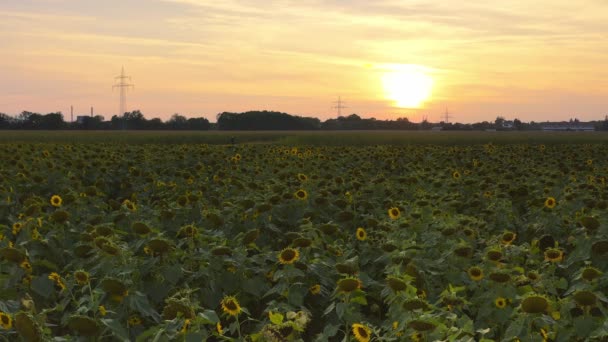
(381, 65, 433, 108)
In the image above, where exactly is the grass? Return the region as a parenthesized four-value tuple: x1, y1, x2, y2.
(0, 130, 607, 145)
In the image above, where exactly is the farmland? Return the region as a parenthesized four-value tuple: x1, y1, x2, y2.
(1, 131, 607, 341)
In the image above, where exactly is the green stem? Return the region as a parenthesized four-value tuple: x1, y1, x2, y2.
(236, 315, 242, 340)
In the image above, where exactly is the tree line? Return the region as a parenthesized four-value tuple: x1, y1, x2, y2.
(1, 110, 608, 131)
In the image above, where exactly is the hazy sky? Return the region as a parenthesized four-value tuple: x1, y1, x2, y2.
(1, 0, 607, 123)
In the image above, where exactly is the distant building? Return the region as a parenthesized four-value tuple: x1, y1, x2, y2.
(431, 126, 443, 131)
(76, 116, 89, 124)
(502, 121, 514, 129)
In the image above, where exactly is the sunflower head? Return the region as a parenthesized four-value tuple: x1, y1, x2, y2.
(297, 173, 308, 182)
(278, 247, 300, 265)
(520, 294, 549, 314)
(581, 267, 602, 281)
(501, 231, 516, 245)
(0, 312, 12, 330)
(74, 270, 90, 285)
(337, 277, 362, 293)
(352, 323, 372, 342)
(294, 189, 308, 200)
(50, 195, 62, 207)
(67, 315, 100, 336)
(309, 284, 321, 295)
(544, 197, 556, 209)
(388, 207, 401, 220)
(467, 266, 483, 281)
(386, 276, 408, 292)
(544, 248, 564, 263)
(355, 228, 367, 241)
(220, 296, 241, 317)
(452, 171, 461, 179)
(495, 297, 508, 309)
(573, 290, 597, 306)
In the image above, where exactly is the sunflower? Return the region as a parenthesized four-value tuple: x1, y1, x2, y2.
(337, 277, 362, 293)
(544, 197, 556, 209)
(127, 315, 142, 326)
(309, 284, 321, 295)
(544, 248, 564, 263)
(74, 270, 90, 285)
(98, 306, 107, 317)
(20, 260, 32, 274)
(495, 297, 508, 309)
(388, 207, 401, 220)
(581, 267, 602, 281)
(356, 227, 367, 241)
(122, 199, 137, 212)
(216, 322, 223, 335)
(278, 247, 300, 264)
(352, 323, 371, 342)
(467, 266, 483, 281)
(294, 189, 308, 200)
(452, 171, 461, 179)
(50, 195, 62, 207)
(12, 222, 22, 235)
(501, 231, 516, 245)
(297, 173, 308, 182)
(220, 296, 242, 317)
(0, 312, 12, 330)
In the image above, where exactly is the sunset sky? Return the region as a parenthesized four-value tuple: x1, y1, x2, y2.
(1, 0, 607, 123)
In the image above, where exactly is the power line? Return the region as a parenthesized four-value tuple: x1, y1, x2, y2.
(112, 66, 134, 117)
(332, 96, 348, 117)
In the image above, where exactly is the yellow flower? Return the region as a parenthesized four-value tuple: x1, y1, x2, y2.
(452, 171, 461, 179)
(50, 195, 62, 207)
(294, 189, 308, 200)
(495, 297, 508, 309)
(388, 207, 401, 220)
(544, 197, 556, 209)
(501, 231, 516, 245)
(309, 284, 321, 295)
(12, 222, 22, 235)
(128, 315, 142, 326)
(48, 272, 61, 282)
(220, 296, 241, 317)
(297, 173, 308, 182)
(74, 270, 90, 285)
(467, 266, 483, 281)
(216, 322, 223, 335)
(356, 227, 367, 241)
(551, 311, 561, 320)
(20, 260, 32, 274)
(392, 321, 398, 330)
(544, 248, 564, 263)
(352, 323, 371, 342)
(0, 312, 12, 330)
(278, 247, 300, 265)
(99, 306, 107, 316)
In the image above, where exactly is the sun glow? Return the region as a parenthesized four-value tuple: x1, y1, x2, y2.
(381, 65, 434, 108)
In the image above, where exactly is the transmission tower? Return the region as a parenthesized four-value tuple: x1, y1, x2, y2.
(442, 108, 454, 123)
(112, 66, 134, 117)
(332, 96, 347, 117)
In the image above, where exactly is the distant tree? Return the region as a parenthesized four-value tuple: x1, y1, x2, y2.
(40, 112, 65, 129)
(0, 113, 12, 129)
(168, 113, 188, 129)
(513, 118, 523, 130)
(186, 117, 211, 130)
(494, 116, 505, 129)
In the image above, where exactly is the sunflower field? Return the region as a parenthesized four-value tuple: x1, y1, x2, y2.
(0, 139, 607, 341)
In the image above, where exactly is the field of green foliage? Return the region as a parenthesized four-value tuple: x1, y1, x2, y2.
(1, 132, 607, 341)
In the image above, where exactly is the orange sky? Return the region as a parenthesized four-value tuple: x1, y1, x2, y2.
(1, 0, 608, 123)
